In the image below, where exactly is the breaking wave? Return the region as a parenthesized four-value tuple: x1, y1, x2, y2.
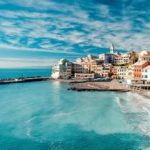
(116, 92, 150, 136)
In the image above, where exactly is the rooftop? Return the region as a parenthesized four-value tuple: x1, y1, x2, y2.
(133, 60, 148, 65)
(143, 65, 150, 70)
(143, 53, 150, 57)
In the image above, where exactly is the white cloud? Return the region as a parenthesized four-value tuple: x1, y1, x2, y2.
(0, 57, 57, 68)
(0, 43, 78, 54)
(0, 0, 150, 65)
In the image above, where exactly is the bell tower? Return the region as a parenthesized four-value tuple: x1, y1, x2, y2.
(110, 43, 114, 54)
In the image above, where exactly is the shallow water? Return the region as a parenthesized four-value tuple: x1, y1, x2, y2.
(0, 81, 150, 150)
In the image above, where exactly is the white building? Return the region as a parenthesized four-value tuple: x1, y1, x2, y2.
(142, 65, 150, 82)
(138, 51, 148, 61)
(51, 59, 72, 79)
(116, 66, 128, 79)
(99, 54, 105, 61)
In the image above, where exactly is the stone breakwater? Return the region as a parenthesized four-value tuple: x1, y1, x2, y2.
(0, 76, 50, 84)
(68, 80, 131, 92)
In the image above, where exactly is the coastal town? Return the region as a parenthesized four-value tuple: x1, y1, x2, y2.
(51, 44, 150, 92)
(0, 44, 149, 93)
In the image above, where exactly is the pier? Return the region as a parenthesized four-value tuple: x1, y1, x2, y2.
(0, 76, 50, 84)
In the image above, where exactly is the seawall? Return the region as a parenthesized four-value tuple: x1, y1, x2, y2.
(0, 76, 51, 84)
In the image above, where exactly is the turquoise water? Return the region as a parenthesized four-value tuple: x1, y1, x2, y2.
(0, 68, 51, 79)
(0, 80, 150, 150)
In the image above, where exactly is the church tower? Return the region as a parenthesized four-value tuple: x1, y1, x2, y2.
(110, 43, 115, 54)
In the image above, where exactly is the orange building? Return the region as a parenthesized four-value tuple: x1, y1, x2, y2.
(111, 66, 118, 79)
(133, 61, 150, 80)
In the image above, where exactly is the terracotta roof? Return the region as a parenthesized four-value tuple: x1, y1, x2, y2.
(133, 61, 148, 65)
(143, 53, 150, 56)
(143, 65, 150, 70)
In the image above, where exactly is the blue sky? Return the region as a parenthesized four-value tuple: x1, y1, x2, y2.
(0, 0, 149, 68)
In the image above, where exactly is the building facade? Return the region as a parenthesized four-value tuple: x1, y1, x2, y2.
(101, 64, 112, 78)
(125, 66, 134, 80)
(74, 73, 95, 80)
(133, 61, 150, 80)
(142, 65, 150, 82)
(142, 53, 150, 61)
(114, 54, 129, 65)
(116, 66, 128, 79)
(51, 59, 73, 79)
(73, 63, 89, 74)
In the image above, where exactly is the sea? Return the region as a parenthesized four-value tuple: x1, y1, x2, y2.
(0, 68, 51, 79)
(0, 68, 150, 150)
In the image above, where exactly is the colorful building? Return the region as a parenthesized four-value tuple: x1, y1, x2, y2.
(114, 54, 129, 65)
(142, 53, 150, 61)
(73, 63, 89, 74)
(101, 64, 112, 78)
(111, 66, 118, 78)
(74, 57, 90, 73)
(133, 61, 150, 80)
(51, 49, 150, 82)
(90, 60, 103, 75)
(116, 66, 128, 79)
(142, 65, 150, 83)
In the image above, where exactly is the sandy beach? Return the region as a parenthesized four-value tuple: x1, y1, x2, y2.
(68, 80, 130, 92)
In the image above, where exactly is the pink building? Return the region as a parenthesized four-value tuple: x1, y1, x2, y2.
(114, 54, 129, 65)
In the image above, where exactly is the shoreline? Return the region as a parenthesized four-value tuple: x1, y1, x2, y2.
(67, 79, 131, 92)
(0, 77, 149, 98)
(132, 90, 150, 99)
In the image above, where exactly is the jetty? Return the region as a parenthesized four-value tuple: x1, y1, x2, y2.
(68, 80, 130, 92)
(0, 76, 50, 84)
